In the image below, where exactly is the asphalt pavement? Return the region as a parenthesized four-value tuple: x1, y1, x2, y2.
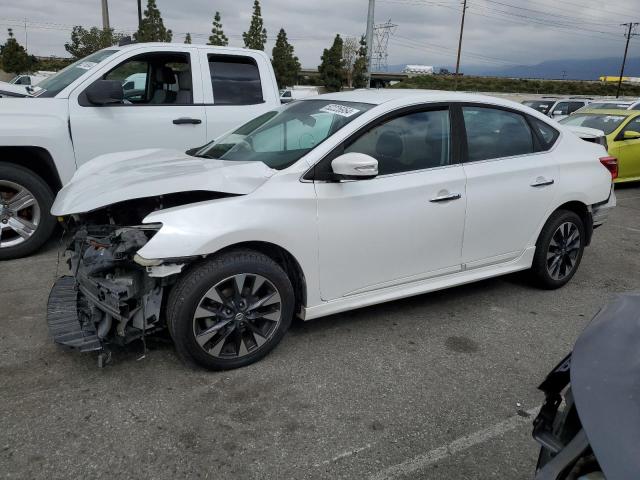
(1, 183, 639, 480)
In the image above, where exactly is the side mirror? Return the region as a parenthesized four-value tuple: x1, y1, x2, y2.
(85, 80, 124, 106)
(122, 81, 134, 91)
(331, 152, 378, 180)
(551, 110, 564, 117)
(623, 130, 640, 140)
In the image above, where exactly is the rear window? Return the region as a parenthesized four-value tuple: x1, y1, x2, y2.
(560, 114, 626, 135)
(208, 55, 263, 106)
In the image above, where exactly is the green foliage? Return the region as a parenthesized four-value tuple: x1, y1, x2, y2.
(352, 35, 368, 89)
(134, 0, 172, 43)
(0, 29, 33, 74)
(271, 28, 300, 89)
(392, 74, 640, 96)
(184, 33, 192, 44)
(209, 11, 229, 46)
(243, 0, 267, 50)
(318, 34, 345, 92)
(64, 26, 124, 59)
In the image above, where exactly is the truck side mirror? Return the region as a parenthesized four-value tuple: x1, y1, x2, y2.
(85, 80, 124, 106)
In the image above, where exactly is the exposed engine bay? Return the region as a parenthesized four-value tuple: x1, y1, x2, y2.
(47, 192, 227, 362)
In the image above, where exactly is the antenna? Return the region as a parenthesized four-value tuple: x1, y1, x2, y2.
(372, 19, 397, 72)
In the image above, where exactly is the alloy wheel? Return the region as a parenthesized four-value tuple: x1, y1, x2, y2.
(546, 221, 581, 281)
(192, 273, 282, 359)
(0, 180, 41, 249)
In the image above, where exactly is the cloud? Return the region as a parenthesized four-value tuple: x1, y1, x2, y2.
(0, 0, 637, 71)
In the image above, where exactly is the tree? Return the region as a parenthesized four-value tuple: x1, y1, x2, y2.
(352, 35, 368, 88)
(342, 36, 359, 88)
(271, 28, 300, 89)
(134, 0, 172, 43)
(209, 11, 229, 46)
(1, 29, 32, 74)
(243, 0, 267, 50)
(65, 26, 124, 59)
(184, 33, 192, 44)
(318, 34, 345, 92)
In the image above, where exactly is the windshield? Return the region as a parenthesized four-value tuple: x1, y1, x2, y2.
(193, 100, 374, 170)
(560, 114, 627, 135)
(522, 100, 553, 114)
(586, 102, 631, 110)
(36, 49, 118, 98)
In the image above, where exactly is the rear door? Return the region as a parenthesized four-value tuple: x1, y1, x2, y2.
(69, 47, 207, 166)
(199, 51, 277, 141)
(459, 104, 559, 268)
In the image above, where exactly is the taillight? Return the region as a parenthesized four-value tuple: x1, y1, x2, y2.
(599, 156, 618, 180)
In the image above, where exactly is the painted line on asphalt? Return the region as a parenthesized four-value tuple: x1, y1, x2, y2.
(369, 406, 540, 480)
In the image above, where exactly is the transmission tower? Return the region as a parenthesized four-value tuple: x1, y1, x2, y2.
(372, 19, 397, 72)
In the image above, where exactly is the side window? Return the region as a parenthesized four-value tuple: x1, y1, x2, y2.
(102, 52, 192, 105)
(463, 106, 534, 161)
(209, 55, 264, 105)
(567, 102, 585, 114)
(529, 117, 559, 150)
(344, 109, 450, 175)
(551, 102, 569, 115)
(632, 104, 640, 111)
(621, 117, 640, 136)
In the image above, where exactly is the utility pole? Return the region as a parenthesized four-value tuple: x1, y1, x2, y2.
(101, 0, 110, 30)
(365, 0, 376, 88)
(137, 0, 143, 29)
(616, 22, 638, 98)
(455, 0, 468, 76)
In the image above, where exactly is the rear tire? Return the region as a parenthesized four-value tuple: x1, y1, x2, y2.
(167, 249, 294, 370)
(531, 210, 585, 289)
(0, 162, 56, 260)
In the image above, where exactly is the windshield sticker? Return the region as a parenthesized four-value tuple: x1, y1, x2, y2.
(319, 104, 361, 117)
(76, 61, 97, 70)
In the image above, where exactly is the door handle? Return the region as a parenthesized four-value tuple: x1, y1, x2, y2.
(429, 192, 462, 203)
(530, 177, 555, 187)
(173, 117, 202, 125)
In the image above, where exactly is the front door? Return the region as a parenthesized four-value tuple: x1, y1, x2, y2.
(611, 116, 640, 181)
(315, 107, 467, 300)
(460, 105, 559, 268)
(68, 48, 207, 166)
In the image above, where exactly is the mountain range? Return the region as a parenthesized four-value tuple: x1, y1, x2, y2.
(385, 57, 640, 80)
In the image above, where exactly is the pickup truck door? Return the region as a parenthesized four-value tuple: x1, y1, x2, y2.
(198, 50, 279, 141)
(68, 47, 207, 166)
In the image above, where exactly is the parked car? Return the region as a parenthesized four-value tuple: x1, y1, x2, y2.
(522, 98, 591, 120)
(47, 90, 616, 370)
(0, 42, 281, 260)
(280, 86, 319, 104)
(0, 81, 33, 98)
(573, 99, 640, 114)
(560, 109, 640, 183)
(532, 293, 640, 479)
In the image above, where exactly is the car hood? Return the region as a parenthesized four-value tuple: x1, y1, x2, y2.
(571, 293, 640, 480)
(0, 81, 32, 97)
(51, 148, 275, 215)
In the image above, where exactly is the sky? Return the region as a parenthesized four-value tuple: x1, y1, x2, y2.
(0, 0, 638, 71)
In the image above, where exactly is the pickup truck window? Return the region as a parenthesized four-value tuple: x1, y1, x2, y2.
(208, 55, 263, 105)
(37, 49, 117, 98)
(193, 100, 373, 170)
(101, 52, 193, 105)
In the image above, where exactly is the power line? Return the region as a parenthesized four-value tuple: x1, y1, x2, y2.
(617, 22, 639, 98)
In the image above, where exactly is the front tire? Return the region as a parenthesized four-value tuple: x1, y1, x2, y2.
(0, 163, 57, 260)
(167, 249, 294, 370)
(531, 210, 585, 289)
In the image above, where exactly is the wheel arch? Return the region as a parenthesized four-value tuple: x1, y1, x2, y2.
(213, 241, 308, 316)
(553, 201, 593, 246)
(0, 146, 62, 193)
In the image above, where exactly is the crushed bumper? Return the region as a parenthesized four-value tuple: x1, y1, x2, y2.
(591, 187, 616, 227)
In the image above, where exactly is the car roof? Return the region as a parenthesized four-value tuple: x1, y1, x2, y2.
(301, 89, 526, 108)
(573, 109, 638, 117)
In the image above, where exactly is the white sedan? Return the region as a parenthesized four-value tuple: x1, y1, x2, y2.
(49, 90, 616, 370)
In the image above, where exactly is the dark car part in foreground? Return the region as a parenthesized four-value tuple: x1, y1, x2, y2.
(533, 293, 640, 480)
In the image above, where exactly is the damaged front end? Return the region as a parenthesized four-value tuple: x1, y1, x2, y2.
(46, 193, 213, 361)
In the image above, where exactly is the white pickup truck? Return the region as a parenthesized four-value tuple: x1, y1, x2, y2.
(0, 42, 280, 259)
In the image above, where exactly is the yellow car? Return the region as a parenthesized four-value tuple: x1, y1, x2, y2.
(560, 109, 640, 183)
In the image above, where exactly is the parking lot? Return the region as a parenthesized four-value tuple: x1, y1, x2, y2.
(0, 183, 638, 480)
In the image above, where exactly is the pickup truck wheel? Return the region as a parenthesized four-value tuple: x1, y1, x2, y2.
(167, 249, 294, 370)
(0, 163, 56, 260)
(531, 210, 585, 289)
